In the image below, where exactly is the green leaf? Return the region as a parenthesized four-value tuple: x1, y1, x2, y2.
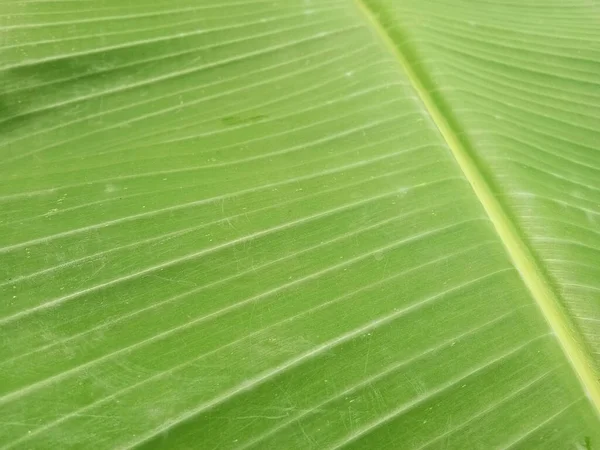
(1, 0, 599, 448)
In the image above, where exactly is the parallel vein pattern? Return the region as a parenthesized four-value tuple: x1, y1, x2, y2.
(356, 0, 600, 417)
(365, 0, 600, 373)
(1, 0, 599, 449)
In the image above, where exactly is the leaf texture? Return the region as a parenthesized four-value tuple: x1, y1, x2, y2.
(0, 0, 599, 448)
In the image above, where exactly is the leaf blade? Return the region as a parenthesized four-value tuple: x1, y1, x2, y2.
(1, 0, 599, 448)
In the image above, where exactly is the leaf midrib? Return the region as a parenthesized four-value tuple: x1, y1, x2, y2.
(355, 0, 600, 416)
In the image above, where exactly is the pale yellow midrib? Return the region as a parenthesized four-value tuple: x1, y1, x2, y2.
(355, 0, 600, 416)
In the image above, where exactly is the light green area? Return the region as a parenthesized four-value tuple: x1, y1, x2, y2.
(0, 0, 599, 449)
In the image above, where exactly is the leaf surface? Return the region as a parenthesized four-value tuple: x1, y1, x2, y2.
(1, 0, 599, 448)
